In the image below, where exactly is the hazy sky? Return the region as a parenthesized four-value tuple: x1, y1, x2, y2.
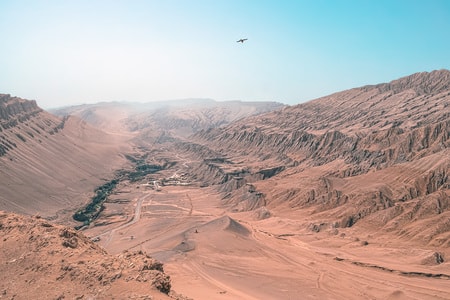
(1, 0, 450, 109)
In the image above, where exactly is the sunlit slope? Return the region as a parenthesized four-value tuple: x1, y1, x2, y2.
(190, 70, 450, 246)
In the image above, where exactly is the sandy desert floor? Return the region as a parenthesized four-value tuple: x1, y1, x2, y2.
(79, 154, 450, 300)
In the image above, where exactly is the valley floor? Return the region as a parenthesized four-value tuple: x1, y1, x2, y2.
(82, 156, 450, 300)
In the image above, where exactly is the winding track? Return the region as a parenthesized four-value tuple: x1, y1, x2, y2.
(94, 192, 152, 247)
(85, 150, 450, 300)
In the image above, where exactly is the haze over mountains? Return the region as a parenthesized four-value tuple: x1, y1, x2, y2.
(51, 99, 285, 138)
(1, 70, 449, 299)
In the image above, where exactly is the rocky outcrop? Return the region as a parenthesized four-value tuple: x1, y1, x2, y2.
(0, 211, 172, 298)
(0, 94, 42, 122)
(0, 94, 66, 157)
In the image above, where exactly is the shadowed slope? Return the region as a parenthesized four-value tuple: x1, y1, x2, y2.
(0, 94, 132, 221)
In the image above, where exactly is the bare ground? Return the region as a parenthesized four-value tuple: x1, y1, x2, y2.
(82, 161, 450, 300)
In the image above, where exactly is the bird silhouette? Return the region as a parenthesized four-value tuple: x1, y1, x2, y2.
(237, 38, 248, 43)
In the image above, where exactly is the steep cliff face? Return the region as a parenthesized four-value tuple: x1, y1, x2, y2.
(0, 94, 42, 121)
(0, 95, 131, 221)
(0, 94, 63, 157)
(190, 70, 450, 245)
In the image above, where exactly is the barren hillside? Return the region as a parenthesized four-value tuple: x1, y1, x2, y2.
(1, 70, 449, 299)
(0, 94, 132, 222)
(188, 70, 450, 246)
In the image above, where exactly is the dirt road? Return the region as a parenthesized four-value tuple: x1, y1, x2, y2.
(84, 182, 450, 300)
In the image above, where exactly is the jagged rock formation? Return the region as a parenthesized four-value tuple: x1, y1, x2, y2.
(0, 94, 63, 157)
(0, 94, 42, 122)
(0, 95, 131, 221)
(188, 70, 450, 246)
(0, 211, 172, 299)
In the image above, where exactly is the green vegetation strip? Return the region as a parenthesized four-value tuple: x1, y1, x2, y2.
(73, 163, 164, 229)
(73, 179, 118, 227)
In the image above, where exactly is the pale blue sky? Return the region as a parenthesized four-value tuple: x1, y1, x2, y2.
(1, 0, 449, 108)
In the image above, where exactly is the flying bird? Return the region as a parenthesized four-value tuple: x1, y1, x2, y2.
(237, 38, 248, 43)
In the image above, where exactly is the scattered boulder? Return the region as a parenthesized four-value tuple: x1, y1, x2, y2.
(421, 251, 445, 265)
(308, 222, 328, 233)
(253, 206, 271, 220)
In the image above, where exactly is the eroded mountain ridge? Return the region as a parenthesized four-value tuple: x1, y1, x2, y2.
(187, 70, 450, 246)
(1, 70, 449, 299)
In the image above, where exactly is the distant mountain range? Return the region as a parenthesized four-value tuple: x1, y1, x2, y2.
(50, 98, 285, 138)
